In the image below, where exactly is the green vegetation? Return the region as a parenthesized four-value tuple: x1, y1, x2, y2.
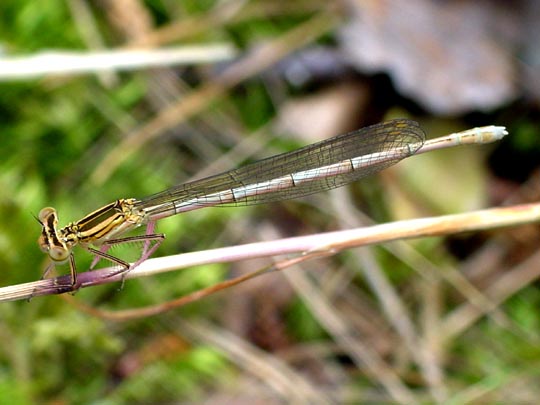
(0, 1, 539, 403)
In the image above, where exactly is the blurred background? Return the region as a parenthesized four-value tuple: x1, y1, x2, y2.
(1, 0, 540, 403)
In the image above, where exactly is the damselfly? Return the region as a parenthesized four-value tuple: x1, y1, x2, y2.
(37, 119, 507, 290)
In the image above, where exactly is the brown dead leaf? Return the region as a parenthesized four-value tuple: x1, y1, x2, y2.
(339, 0, 518, 114)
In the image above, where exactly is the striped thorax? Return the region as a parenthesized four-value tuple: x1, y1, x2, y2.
(38, 198, 145, 264)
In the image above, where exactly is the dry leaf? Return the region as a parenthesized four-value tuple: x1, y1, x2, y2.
(339, 0, 518, 114)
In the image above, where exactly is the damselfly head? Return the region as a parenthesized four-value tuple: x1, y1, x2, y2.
(36, 206, 71, 263)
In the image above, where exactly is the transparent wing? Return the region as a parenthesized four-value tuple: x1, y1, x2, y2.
(137, 119, 425, 217)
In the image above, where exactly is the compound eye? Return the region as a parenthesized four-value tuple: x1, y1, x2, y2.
(37, 235, 49, 253)
(49, 246, 70, 263)
(38, 207, 57, 223)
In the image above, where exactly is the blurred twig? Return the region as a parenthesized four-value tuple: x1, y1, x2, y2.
(0, 45, 236, 79)
(168, 319, 336, 404)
